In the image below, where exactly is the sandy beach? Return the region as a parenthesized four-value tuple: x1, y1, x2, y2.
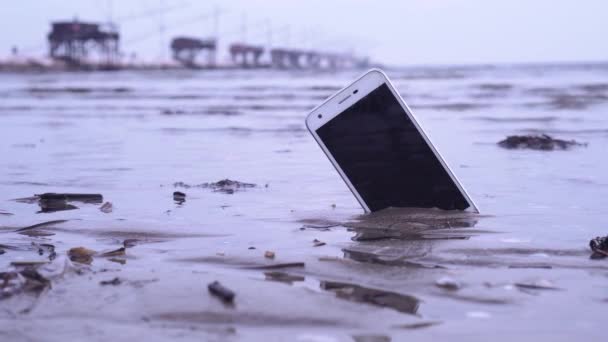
(1, 64, 608, 341)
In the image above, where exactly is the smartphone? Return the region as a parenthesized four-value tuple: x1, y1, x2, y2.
(305, 69, 478, 213)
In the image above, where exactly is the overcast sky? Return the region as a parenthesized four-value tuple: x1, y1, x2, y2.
(1, 0, 606, 66)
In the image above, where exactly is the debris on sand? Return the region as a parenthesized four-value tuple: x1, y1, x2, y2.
(173, 191, 186, 204)
(298, 218, 342, 231)
(264, 251, 275, 259)
(14, 193, 103, 213)
(264, 271, 305, 284)
(38, 193, 103, 203)
(514, 279, 560, 291)
(15, 219, 68, 233)
(174, 179, 256, 194)
(99, 202, 113, 213)
(246, 262, 305, 270)
(10, 261, 49, 267)
(100, 277, 122, 286)
(497, 134, 586, 151)
(392, 321, 443, 330)
(37, 193, 98, 212)
(99, 247, 126, 258)
(352, 334, 391, 342)
(589, 235, 608, 259)
(313, 239, 326, 247)
(33, 243, 57, 261)
(435, 276, 461, 290)
(18, 230, 56, 237)
(321, 281, 420, 315)
(0, 268, 50, 299)
(68, 247, 96, 264)
(67, 246, 127, 264)
(208, 281, 236, 303)
(123, 239, 139, 248)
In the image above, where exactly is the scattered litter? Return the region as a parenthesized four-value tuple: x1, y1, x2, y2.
(514, 279, 560, 291)
(300, 224, 335, 231)
(100, 277, 122, 286)
(264, 271, 305, 284)
(100, 247, 126, 258)
(352, 335, 390, 342)
(10, 261, 49, 267)
(298, 219, 341, 231)
(15, 220, 68, 233)
(174, 179, 256, 194)
(108, 258, 126, 265)
(34, 243, 57, 261)
(36, 193, 103, 213)
(247, 262, 305, 270)
(0, 268, 50, 299)
(68, 247, 96, 264)
(435, 276, 461, 290)
(173, 191, 186, 204)
(264, 251, 275, 259)
(99, 202, 113, 213)
(392, 321, 443, 330)
(343, 248, 445, 269)
(38, 193, 103, 203)
(321, 281, 419, 314)
(589, 235, 608, 259)
(18, 230, 56, 237)
(208, 280, 236, 303)
(123, 239, 138, 248)
(498, 134, 586, 151)
(313, 239, 326, 247)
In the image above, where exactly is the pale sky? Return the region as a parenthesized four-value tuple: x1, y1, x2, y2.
(1, 0, 606, 66)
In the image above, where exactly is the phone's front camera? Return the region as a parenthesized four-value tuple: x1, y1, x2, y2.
(318, 114, 323, 119)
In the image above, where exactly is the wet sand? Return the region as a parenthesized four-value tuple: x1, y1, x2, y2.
(1, 64, 608, 341)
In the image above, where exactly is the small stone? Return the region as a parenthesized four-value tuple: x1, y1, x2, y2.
(99, 202, 113, 213)
(68, 247, 96, 264)
(208, 281, 235, 303)
(173, 191, 186, 204)
(435, 276, 461, 290)
(313, 239, 326, 247)
(100, 277, 122, 286)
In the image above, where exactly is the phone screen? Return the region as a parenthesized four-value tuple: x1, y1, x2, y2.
(316, 83, 470, 212)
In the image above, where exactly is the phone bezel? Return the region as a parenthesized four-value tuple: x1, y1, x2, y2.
(305, 68, 479, 213)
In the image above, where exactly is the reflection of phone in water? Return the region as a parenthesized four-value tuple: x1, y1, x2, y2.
(305, 69, 478, 213)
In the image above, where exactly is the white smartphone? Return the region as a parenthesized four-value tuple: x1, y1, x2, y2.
(305, 69, 478, 213)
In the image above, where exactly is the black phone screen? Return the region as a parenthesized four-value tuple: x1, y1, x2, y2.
(316, 83, 470, 212)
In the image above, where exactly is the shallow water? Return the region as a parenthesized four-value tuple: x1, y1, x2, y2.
(1, 64, 608, 341)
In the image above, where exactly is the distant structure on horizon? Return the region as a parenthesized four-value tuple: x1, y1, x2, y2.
(170, 36, 217, 68)
(41, 17, 368, 71)
(48, 20, 120, 69)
